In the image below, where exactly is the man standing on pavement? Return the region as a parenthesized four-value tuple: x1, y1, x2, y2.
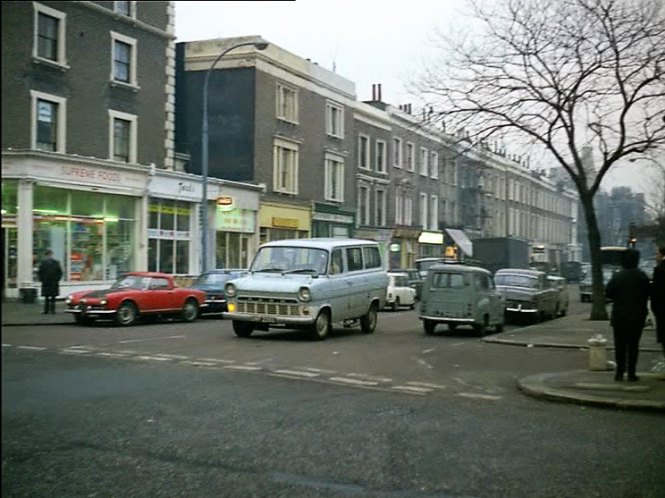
(37, 249, 63, 314)
(605, 249, 651, 382)
(652, 246, 665, 358)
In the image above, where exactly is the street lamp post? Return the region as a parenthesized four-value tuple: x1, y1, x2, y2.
(200, 40, 268, 273)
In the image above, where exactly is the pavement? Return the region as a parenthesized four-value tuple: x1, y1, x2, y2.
(2, 298, 665, 412)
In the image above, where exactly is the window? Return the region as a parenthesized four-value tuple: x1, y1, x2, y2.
(347, 247, 363, 272)
(324, 153, 344, 202)
(111, 32, 137, 86)
(376, 189, 386, 227)
(420, 193, 428, 229)
(273, 138, 299, 194)
(395, 190, 403, 225)
(362, 246, 382, 269)
(358, 185, 370, 225)
(358, 135, 370, 170)
(330, 248, 345, 274)
(430, 151, 439, 179)
(406, 142, 415, 172)
(393, 137, 402, 168)
(326, 101, 344, 138)
(148, 199, 192, 274)
(114, 1, 136, 17)
(375, 140, 387, 173)
(430, 195, 438, 230)
(276, 83, 298, 123)
(31, 90, 66, 153)
(404, 195, 413, 225)
(108, 110, 137, 163)
(33, 3, 66, 66)
(420, 147, 428, 176)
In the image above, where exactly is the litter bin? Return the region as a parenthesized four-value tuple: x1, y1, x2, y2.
(19, 287, 37, 304)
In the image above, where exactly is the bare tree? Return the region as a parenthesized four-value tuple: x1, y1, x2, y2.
(413, 0, 665, 319)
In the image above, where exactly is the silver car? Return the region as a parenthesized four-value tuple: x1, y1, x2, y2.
(223, 238, 389, 340)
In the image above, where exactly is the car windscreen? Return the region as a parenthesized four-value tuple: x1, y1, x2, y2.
(250, 246, 329, 275)
(495, 274, 539, 288)
(111, 275, 149, 290)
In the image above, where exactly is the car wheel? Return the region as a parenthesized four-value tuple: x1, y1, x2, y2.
(360, 303, 378, 334)
(232, 321, 254, 338)
(115, 302, 137, 326)
(423, 320, 436, 335)
(181, 298, 199, 322)
(310, 310, 331, 341)
(561, 307, 567, 317)
(448, 323, 458, 332)
(392, 297, 400, 312)
(495, 322, 504, 333)
(473, 315, 488, 336)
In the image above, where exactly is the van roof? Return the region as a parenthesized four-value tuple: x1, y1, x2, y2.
(259, 238, 378, 250)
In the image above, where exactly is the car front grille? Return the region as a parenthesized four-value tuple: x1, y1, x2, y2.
(236, 296, 302, 316)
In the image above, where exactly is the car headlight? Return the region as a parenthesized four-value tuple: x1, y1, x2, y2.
(65, 296, 72, 304)
(298, 287, 311, 302)
(100, 299, 107, 306)
(225, 283, 236, 298)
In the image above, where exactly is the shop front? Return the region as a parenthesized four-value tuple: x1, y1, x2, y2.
(1, 151, 149, 298)
(418, 230, 445, 259)
(312, 202, 355, 238)
(258, 200, 312, 244)
(388, 227, 421, 270)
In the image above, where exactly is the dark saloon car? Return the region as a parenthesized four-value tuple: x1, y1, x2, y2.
(190, 269, 246, 314)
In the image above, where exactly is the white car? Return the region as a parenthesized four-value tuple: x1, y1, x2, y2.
(386, 272, 417, 311)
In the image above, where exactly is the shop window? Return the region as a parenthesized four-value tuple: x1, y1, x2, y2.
(148, 199, 192, 275)
(2, 181, 18, 215)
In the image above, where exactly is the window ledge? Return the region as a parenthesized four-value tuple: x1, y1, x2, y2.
(110, 80, 140, 92)
(276, 117, 299, 126)
(32, 57, 70, 72)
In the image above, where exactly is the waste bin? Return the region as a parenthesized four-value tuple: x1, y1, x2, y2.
(19, 287, 37, 304)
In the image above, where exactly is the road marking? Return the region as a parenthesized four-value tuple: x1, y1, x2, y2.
(456, 392, 503, 401)
(17, 345, 46, 351)
(224, 364, 262, 371)
(301, 367, 337, 374)
(347, 373, 392, 382)
(273, 369, 320, 378)
(66, 345, 96, 350)
(180, 360, 221, 367)
(329, 377, 379, 386)
(406, 381, 447, 389)
(133, 355, 173, 362)
(197, 358, 235, 364)
(416, 358, 433, 369)
(391, 385, 432, 394)
(60, 348, 92, 354)
(154, 353, 190, 360)
(118, 335, 186, 344)
(2, 344, 12, 347)
(116, 350, 139, 354)
(94, 352, 131, 358)
(421, 348, 435, 354)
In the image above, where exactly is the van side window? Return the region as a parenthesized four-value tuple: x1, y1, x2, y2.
(476, 274, 489, 290)
(347, 247, 363, 272)
(362, 246, 381, 269)
(330, 249, 344, 275)
(450, 274, 466, 288)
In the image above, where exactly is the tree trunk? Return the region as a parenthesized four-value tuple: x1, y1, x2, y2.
(580, 191, 608, 321)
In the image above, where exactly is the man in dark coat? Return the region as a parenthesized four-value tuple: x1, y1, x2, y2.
(652, 246, 665, 358)
(37, 249, 63, 314)
(605, 249, 651, 381)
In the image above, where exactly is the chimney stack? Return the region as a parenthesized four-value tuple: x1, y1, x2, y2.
(378, 84, 382, 101)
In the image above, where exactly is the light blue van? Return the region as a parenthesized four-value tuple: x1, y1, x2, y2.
(223, 238, 389, 340)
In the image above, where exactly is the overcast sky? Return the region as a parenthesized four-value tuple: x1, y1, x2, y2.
(173, 0, 660, 198)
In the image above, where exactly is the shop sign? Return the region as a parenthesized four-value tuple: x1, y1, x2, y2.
(272, 217, 299, 229)
(216, 209, 255, 233)
(389, 243, 401, 252)
(216, 196, 234, 211)
(418, 231, 444, 245)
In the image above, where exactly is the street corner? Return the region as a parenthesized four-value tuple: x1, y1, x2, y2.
(517, 370, 665, 412)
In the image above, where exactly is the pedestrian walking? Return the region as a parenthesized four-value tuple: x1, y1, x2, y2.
(605, 249, 651, 381)
(652, 246, 665, 358)
(37, 249, 63, 314)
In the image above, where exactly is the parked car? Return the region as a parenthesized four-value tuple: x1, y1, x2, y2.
(419, 263, 505, 336)
(385, 272, 417, 311)
(579, 267, 615, 303)
(391, 268, 423, 299)
(190, 269, 247, 314)
(547, 275, 570, 316)
(223, 238, 389, 340)
(494, 268, 558, 323)
(64, 272, 206, 326)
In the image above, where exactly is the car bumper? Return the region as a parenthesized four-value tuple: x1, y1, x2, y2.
(505, 306, 538, 313)
(222, 312, 315, 326)
(419, 315, 475, 324)
(65, 307, 116, 316)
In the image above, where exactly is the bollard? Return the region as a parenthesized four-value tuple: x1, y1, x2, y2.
(588, 334, 608, 371)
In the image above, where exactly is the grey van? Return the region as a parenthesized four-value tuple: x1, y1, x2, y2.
(222, 238, 389, 340)
(419, 263, 505, 336)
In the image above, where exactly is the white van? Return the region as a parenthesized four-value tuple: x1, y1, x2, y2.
(223, 238, 389, 340)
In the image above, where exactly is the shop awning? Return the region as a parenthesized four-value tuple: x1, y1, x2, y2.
(445, 229, 473, 257)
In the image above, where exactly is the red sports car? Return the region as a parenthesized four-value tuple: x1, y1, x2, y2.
(65, 272, 206, 326)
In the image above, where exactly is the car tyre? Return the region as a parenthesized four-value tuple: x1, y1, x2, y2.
(473, 315, 488, 336)
(310, 309, 331, 341)
(115, 301, 137, 327)
(423, 320, 436, 335)
(392, 297, 400, 312)
(360, 303, 378, 334)
(233, 321, 254, 338)
(448, 323, 458, 332)
(181, 298, 199, 322)
(495, 322, 504, 333)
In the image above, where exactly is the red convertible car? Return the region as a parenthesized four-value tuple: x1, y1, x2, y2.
(65, 272, 206, 326)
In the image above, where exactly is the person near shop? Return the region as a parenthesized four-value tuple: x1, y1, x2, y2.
(652, 245, 665, 358)
(37, 249, 63, 314)
(605, 249, 651, 382)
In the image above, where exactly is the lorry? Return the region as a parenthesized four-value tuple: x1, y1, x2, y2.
(473, 237, 530, 275)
